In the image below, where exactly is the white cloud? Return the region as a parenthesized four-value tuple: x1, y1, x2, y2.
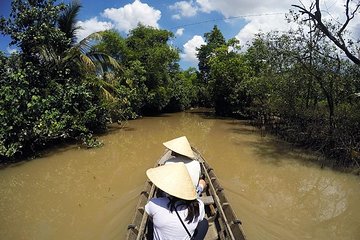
(350, 22, 360, 42)
(76, 17, 114, 41)
(102, 0, 161, 33)
(196, 0, 213, 13)
(181, 35, 206, 64)
(192, 0, 360, 47)
(195, 0, 293, 17)
(193, 0, 294, 45)
(6, 47, 17, 54)
(235, 14, 291, 46)
(170, 1, 198, 19)
(175, 28, 185, 37)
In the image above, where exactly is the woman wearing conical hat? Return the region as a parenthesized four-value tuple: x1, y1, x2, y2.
(162, 136, 206, 195)
(145, 163, 208, 240)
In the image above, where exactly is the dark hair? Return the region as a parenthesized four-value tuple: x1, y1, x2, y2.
(167, 196, 200, 223)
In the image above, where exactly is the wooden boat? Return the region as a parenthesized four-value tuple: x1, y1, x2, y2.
(126, 148, 247, 240)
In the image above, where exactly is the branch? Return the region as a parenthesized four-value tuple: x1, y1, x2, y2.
(292, 0, 360, 65)
(337, 0, 360, 44)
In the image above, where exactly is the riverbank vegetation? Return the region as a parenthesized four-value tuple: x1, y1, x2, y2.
(1, 0, 359, 171)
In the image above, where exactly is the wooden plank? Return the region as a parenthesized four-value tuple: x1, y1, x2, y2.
(204, 221, 219, 240)
(200, 195, 215, 205)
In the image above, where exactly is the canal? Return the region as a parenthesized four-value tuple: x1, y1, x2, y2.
(0, 111, 359, 239)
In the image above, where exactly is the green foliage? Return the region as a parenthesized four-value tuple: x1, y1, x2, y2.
(92, 30, 127, 62)
(125, 24, 180, 113)
(165, 67, 199, 111)
(243, 37, 274, 105)
(193, 21, 359, 168)
(0, 1, 196, 161)
(57, 0, 81, 45)
(0, 54, 107, 159)
(92, 26, 198, 116)
(197, 25, 226, 81)
(335, 102, 360, 159)
(0, 0, 108, 160)
(0, 66, 29, 157)
(0, 0, 69, 59)
(1, 0, 358, 171)
(117, 60, 148, 118)
(197, 25, 227, 106)
(209, 43, 252, 116)
(239, 17, 360, 168)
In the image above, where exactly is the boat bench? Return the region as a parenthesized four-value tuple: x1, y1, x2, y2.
(200, 195, 215, 205)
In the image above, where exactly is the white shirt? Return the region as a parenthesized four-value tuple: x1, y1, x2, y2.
(145, 197, 205, 240)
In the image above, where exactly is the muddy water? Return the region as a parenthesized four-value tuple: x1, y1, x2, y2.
(0, 111, 359, 240)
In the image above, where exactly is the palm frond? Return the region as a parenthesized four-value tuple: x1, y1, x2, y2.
(58, 0, 82, 45)
(86, 76, 119, 102)
(77, 31, 104, 53)
(79, 54, 96, 71)
(99, 86, 118, 102)
(88, 51, 122, 71)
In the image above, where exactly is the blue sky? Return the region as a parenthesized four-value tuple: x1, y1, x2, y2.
(1, 0, 359, 69)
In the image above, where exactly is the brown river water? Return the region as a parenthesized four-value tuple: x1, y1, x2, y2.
(0, 111, 359, 240)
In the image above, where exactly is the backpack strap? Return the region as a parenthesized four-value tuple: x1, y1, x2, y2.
(174, 207, 193, 239)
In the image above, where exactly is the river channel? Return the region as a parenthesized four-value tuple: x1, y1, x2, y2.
(0, 111, 359, 240)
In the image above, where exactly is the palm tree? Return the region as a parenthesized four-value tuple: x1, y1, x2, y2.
(38, 0, 122, 104)
(58, 0, 82, 45)
(57, 0, 120, 72)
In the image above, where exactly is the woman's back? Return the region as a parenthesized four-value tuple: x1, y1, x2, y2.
(145, 197, 205, 240)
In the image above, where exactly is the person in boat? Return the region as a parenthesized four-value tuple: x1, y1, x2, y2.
(162, 136, 206, 195)
(145, 162, 209, 240)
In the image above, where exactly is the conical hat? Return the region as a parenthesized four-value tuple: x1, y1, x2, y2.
(162, 136, 195, 159)
(165, 156, 201, 187)
(146, 162, 197, 200)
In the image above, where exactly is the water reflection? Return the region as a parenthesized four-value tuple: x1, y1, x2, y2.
(0, 111, 359, 240)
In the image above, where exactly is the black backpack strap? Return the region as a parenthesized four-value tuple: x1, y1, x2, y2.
(174, 207, 193, 239)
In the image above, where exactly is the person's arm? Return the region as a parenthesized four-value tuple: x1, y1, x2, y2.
(145, 200, 154, 217)
(196, 179, 207, 195)
(197, 199, 205, 221)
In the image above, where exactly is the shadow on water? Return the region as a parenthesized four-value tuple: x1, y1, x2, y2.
(0, 124, 135, 169)
(186, 108, 237, 121)
(142, 113, 172, 118)
(220, 116, 329, 169)
(187, 109, 254, 124)
(248, 138, 321, 167)
(185, 111, 214, 119)
(103, 125, 135, 134)
(230, 124, 344, 172)
(0, 143, 80, 170)
(188, 107, 356, 173)
(228, 126, 260, 136)
(121, 127, 136, 132)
